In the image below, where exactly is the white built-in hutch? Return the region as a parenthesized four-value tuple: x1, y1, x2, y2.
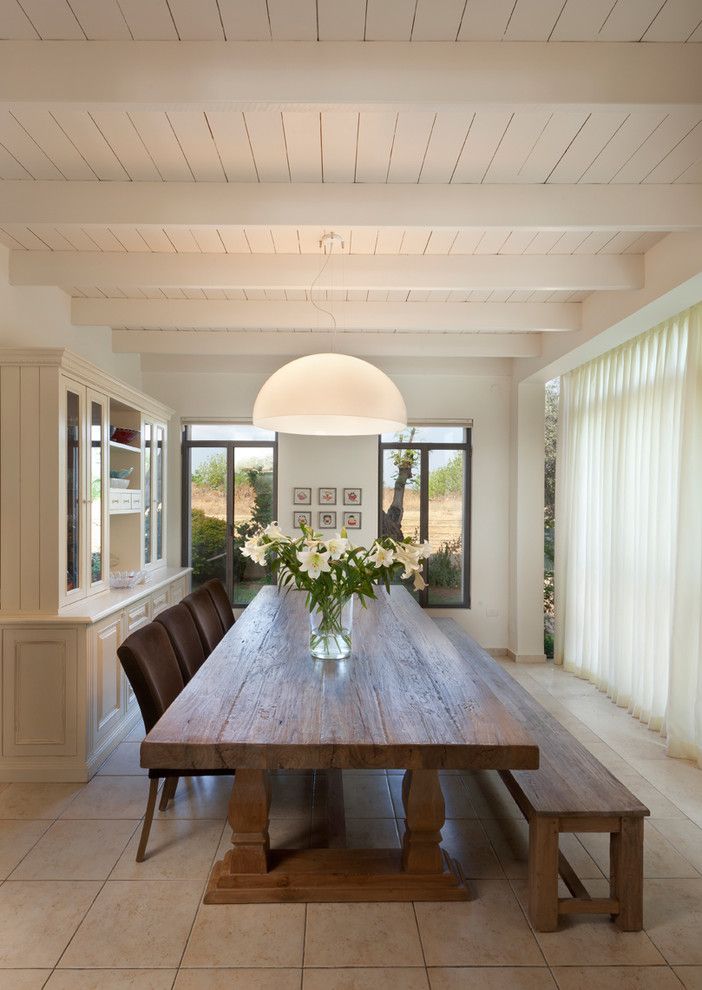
(0, 349, 190, 781)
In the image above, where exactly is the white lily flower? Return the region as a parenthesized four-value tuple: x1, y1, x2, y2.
(369, 546, 395, 569)
(262, 522, 288, 543)
(413, 569, 427, 591)
(418, 540, 433, 558)
(297, 548, 332, 579)
(241, 538, 267, 566)
(325, 537, 348, 560)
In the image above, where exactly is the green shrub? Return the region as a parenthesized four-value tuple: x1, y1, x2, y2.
(191, 508, 227, 587)
(427, 454, 464, 498)
(427, 537, 462, 589)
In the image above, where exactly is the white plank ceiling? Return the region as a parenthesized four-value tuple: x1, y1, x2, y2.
(0, 5, 700, 358)
(0, 109, 700, 185)
(1, 0, 701, 42)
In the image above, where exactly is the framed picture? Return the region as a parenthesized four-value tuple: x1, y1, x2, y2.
(343, 488, 362, 506)
(293, 511, 312, 529)
(318, 487, 337, 505)
(293, 487, 311, 505)
(318, 510, 337, 529)
(343, 511, 362, 530)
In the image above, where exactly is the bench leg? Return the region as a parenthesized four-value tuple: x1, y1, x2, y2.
(528, 816, 560, 931)
(610, 818, 644, 931)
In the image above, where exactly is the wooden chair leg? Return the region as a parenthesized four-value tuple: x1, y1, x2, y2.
(158, 776, 179, 811)
(136, 778, 159, 862)
(528, 815, 560, 931)
(610, 817, 644, 931)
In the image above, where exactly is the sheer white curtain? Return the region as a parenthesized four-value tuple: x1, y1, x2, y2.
(555, 304, 702, 764)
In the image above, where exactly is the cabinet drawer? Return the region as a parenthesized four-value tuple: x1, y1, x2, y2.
(125, 598, 150, 633)
(130, 491, 142, 510)
(109, 490, 132, 511)
(168, 576, 189, 605)
(151, 587, 169, 617)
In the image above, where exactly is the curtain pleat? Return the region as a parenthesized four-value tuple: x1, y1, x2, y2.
(555, 304, 702, 762)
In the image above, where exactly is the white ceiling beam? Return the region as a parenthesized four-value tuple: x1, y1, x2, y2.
(112, 330, 541, 360)
(1, 182, 698, 231)
(72, 298, 580, 333)
(0, 42, 699, 113)
(14, 252, 641, 293)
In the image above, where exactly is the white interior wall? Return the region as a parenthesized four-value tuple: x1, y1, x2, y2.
(142, 361, 515, 650)
(0, 245, 141, 388)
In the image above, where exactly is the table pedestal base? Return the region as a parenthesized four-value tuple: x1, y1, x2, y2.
(204, 846, 469, 903)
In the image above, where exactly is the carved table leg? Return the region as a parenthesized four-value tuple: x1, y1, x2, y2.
(401, 769, 446, 874)
(227, 769, 272, 874)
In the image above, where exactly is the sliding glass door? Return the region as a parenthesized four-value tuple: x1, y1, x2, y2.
(183, 425, 277, 607)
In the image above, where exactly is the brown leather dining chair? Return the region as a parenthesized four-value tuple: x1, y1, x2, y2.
(203, 577, 236, 632)
(182, 586, 225, 654)
(117, 621, 232, 861)
(154, 602, 206, 683)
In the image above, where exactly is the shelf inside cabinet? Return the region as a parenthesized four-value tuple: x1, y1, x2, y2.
(109, 440, 141, 453)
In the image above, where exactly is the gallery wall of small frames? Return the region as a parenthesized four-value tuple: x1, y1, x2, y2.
(292, 488, 363, 530)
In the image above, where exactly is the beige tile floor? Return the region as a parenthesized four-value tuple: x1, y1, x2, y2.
(0, 659, 701, 989)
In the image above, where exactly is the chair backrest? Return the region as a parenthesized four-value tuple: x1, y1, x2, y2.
(117, 622, 185, 734)
(154, 602, 207, 682)
(183, 586, 225, 654)
(203, 577, 235, 632)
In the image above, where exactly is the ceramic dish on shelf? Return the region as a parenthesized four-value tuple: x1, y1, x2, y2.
(110, 478, 131, 489)
(110, 427, 141, 446)
(110, 467, 134, 479)
(110, 570, 145, 589)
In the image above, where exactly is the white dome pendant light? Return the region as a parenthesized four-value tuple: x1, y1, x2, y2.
(253, 234, 407, 437)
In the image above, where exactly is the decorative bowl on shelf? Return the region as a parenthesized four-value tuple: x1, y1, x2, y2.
(110, 478, 131, 489)
(110, 570, 146, 589)
(110, 427, 141, 446)
(110, 467, 134, 479)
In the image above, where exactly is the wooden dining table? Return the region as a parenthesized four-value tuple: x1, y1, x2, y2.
(141, 585, 539, 903)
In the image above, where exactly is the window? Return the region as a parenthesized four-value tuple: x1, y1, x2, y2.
(379, 425, 471, 608)
(182, 424, 277, 607)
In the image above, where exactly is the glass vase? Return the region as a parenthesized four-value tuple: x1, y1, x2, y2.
(309, 596, 354, 660)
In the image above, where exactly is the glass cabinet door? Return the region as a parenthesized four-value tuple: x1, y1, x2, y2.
(87, 391, 108, 593)
(155, 425, 165, 563)
(63, 382, 83, 599)
(143, 423, 152, 566)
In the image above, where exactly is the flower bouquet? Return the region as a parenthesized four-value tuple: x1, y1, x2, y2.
(242, 522, 431, 660)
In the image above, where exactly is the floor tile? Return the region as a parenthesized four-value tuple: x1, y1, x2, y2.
(60, 776, 153, 820)
(674, 968, 702, 989)
(11, 819, 138, 880)
(414, 880, 543, 966)
(304, 902, 424, 967)
(111, 819, 224, 880)
(651, 820, 702, 873)
(0, 783, 83, 820)
(59, 880, 202, 969)
(0, 881, 100, 968)
(460, 772, 523, 819)
(304, 968, 429, 989)
(644, 878, 702, 964)
(161, 776, 233, 819)
(344, 817, 400, 849)
(45, 971, 177, 989)
(125, 722, 146, 742)
(0, 972, 51, 990)
(0, 820, 50, 879)
(428, 969, 556, 989)
(98, 743, 145, 776)
(440, 820, 504, 879)
(175, 972, 301, 989)
(577, 823, 699, 879)
(183, 903, 305, 968)
(270, 773, 314, 819)
(551, 967, 683, 989)
(342, 774, 395, 818)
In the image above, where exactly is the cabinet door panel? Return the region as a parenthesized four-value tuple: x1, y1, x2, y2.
(151, 587, 169, 617)
(93, 615, 123, 743)
(87, 390, 109, 595)
(2, 628, 78, 757)
(60, 378, 85, 604)
(125, 598, 150, 633)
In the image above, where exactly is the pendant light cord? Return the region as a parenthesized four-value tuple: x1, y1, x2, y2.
(310, 236, 339, 353)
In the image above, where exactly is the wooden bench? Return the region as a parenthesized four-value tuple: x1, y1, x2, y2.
(435, 618, 649, 932)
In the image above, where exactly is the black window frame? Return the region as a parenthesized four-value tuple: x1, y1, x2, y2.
(378, 426, 472, 609)
(181, 423, 278, 607)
